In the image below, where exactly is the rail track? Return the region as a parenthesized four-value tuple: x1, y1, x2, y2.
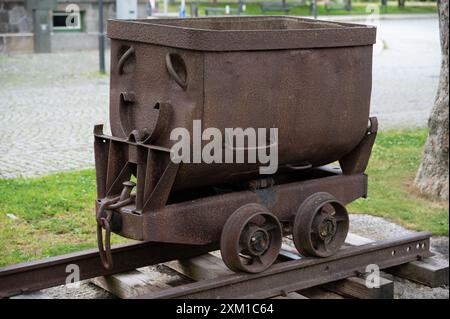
(0, 231, 447, 299)
(0, 241, 217, 298)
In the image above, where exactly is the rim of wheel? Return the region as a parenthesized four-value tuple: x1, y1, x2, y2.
(293, 192, 349, 257)
(220, 203, 282, 273)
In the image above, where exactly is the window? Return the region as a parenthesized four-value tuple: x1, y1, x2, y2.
(52, 11, 84, 32)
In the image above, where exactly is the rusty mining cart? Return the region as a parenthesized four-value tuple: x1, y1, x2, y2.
(94, 16, 378, 273)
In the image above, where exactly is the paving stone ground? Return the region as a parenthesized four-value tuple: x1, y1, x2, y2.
(370, 18, 441, 128)
(0, 51, 110, 178)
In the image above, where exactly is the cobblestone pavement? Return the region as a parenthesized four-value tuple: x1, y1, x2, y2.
(0, 51, 110, 178)
(0, 18, 441, 178)
(371, 18, 441, 128)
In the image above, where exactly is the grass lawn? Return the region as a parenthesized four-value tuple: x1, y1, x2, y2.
(0, 171, 129, 267)
(348, 129, 448, 235)
(0, 129, 447, 267)
(168, 1, 438, 16)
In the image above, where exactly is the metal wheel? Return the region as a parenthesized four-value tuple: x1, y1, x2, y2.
(293, 192, 349, 257)
(220, 203, 282, 273)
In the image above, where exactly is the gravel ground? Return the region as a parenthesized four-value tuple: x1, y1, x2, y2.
(350, 214, 449, 299)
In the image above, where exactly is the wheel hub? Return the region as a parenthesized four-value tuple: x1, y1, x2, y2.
(318, 217, 337, 240)
(248, 229, 270, 255)
(312, 210, 338, 241)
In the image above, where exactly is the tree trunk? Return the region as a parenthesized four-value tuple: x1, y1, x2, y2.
(398, 0, 406, 7)
(414, 0, 449, 200)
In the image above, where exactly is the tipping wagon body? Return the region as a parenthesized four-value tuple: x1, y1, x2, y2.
(94, 17, 378, 272)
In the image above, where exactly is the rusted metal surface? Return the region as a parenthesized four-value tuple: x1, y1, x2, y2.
(94, 16, 378, 272)
(142, 169, 367, 246)
(94, 151, 368, 245)
(0, 241, 217, 298)
(107, 16, 376, 51)
(105, 16, 376, 191)
(340, 117, 379, 175)
(293, 192, 349, 257)
(135, 232, 433, 299)
(220, 204, 282, 273)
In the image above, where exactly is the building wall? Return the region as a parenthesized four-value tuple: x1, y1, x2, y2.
(0, 1, 33, 33)
(0, 0, 150, 53)
(0, 0, 33, 52)
(51, 0, 116, 52)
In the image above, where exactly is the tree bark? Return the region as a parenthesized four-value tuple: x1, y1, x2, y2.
(398, 0, 406, 7)
(414, 0, 449, 200)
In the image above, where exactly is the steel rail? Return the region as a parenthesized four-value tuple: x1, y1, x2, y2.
(0, 241, 217, 298)
(135, 232, 433, 299)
